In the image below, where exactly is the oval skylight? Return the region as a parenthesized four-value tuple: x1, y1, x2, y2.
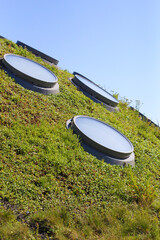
(72, 115, 133, 158)
(67, 115, 135, 166)
(2, 54, 58, 88)
(72, 72, 119, 107)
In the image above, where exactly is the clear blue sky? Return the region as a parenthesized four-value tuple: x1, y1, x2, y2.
(1, 0, 160, 124)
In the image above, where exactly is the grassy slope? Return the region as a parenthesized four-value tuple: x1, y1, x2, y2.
(0, 39, 160, 240)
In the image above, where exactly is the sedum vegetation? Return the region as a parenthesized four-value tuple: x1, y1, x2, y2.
(0, 38, 160, 239)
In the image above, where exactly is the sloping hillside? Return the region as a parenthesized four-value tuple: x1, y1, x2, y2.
(0, 39, 160, 240)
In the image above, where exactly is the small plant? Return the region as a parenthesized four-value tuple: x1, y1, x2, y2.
(135, 99, 143, 111)
(128, 171, 156, 206)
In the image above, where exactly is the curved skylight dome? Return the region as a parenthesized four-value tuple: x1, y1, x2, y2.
(67, 115, 135, 166)
(2, 54, 59, 95)
(72, 72, 119, 109)
(3, 54, 57, 87)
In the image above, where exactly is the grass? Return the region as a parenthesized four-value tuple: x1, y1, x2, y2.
(0, 38, 160, 239)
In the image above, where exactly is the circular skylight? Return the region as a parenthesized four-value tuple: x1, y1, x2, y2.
(72, 72, 119, 107)
(2, 54, 58, 88)
(70, 116, 134, 159)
